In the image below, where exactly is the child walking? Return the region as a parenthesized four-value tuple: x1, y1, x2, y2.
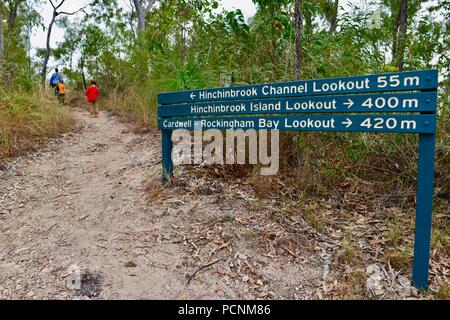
(58, 80, 66, 104)
(85, 80, 99, 118)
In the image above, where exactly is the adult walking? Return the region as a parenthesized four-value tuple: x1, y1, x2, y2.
(49, 68, 62, 96)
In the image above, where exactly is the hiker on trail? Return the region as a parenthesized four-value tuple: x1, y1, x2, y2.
(49, 68, 62, 96)
(85, 79, 99, 118)
(58, 80, 66, 104)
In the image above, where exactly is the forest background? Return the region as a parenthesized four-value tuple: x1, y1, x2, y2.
(0, 0, 449, 298)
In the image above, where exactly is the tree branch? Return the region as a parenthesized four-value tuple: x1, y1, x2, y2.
(58, 7, 87, 16)
(144, 0, 157, 14)
(55, 0, 66, 11)
(50, 0, 66, 12)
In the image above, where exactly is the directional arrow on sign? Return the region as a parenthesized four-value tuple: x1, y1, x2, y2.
(158, 70, 438, 105)
(159, 115, 436, 133)
(344, 99, 354, 109)
(342, 118, 352, 128)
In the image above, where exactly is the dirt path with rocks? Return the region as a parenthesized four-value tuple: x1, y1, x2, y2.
(0, 109, 321, 300)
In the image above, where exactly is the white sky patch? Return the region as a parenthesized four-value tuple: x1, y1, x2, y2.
(29, 0, 445, 80)
(31, 0, 257, 51)
(31, 0, 257, 79)
(31, 0, 92, 50)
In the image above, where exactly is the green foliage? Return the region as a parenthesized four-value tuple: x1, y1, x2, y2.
(1, 0, 448, 184)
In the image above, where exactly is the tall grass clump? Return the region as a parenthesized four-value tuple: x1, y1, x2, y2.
(0, 87, 74, 161)
(103, 87, 155, 129)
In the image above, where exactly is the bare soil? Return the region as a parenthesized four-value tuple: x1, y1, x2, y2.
(0, 109, 322, 300)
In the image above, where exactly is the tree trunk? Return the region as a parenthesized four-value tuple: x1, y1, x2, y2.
(268, 5, 277, 66)
(294, 0, 303, 80)
(132, 0, 157, 34)
(42, 0, 88, 81)
(329, 0, 339, 34)
(395, 0, 408, 71)
(181, 23, 186, 64)
(391, 1, 397, 61)
(70, 51, 73, 73)
(80, 56, 87, 91)
(304, 4, 312, 35)
(446, 72, 450, 104)
(42, 12, 57, 82)
(0, 11, 4, 64)
(392, 30, 397, 62)
(133, 0, 146, 33)
(7, 4, 18, 33)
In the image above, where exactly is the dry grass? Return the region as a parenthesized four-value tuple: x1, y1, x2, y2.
(0, 87, 74, 161)
(337, 237, 364, 265)
(384, 250, 412, 270)
(302, 203, 327, 232)
(436, 281, 450, 299)
(101, 88, 156, 130)
(173, 136, 448, 299)
(336, 270, 367, 300)
(144, 178, 168, 202)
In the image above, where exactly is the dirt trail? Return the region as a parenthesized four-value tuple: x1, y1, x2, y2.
(0, 109, 321, 300)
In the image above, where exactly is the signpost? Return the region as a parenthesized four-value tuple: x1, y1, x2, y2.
(220, 72, 233, 88)
(157, 70, 439, 290)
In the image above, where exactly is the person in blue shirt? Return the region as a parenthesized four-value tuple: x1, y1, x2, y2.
(49, 68, 62, 96)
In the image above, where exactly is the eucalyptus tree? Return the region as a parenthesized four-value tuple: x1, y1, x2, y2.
(294, 0, 303, 79)
(395, 0, 408, 70)
(41, 0, 88, 81)
(251, 0, 292, 73)
(319, 0, 339, 33)
(0, 0, 42, 82)
(0, 1, 28, 64)
(0, 10, 4, 65)
(4, 0, 27, 33)
(383, 0, 423, 70)
(132, 0, 157, 33)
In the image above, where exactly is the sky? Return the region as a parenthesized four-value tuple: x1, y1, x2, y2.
(31, 0, 442, 50)
(30, 0, 258, 52)
(30, 0, 444, 79)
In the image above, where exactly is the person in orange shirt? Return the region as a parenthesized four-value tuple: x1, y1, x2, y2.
(58, 80, 66, 104)
(85, 80, 99, 118)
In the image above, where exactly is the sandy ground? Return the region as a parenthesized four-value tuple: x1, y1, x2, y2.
(0, 109, 321, 300)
